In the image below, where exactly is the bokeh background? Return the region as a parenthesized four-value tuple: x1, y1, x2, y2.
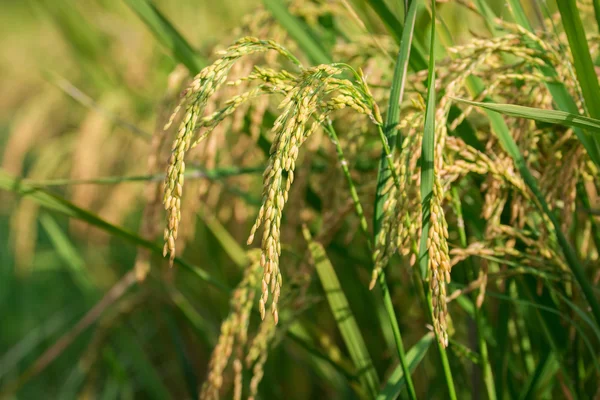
(0, 1, 577, 399)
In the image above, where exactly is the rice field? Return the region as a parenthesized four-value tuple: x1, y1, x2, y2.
(1, 0, 600, 399)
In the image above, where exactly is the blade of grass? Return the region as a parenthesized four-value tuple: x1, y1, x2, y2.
(161, 307, 198, 399)
(518, 346, 557, 400)
(369, 1, 421, 396)
(262, 0, 331, 65)
(286, 321, 357, 383)
(364, 0, 426, 70)
(22, 166, 263, 187)
(124, 0, 206, 74)
(418, 2, 457, 398)
(112, 327, 171, 400)
(39, 212, 94, 292)
(0, 169, 227, 291)
(373, 0, 419, 246)
(377, 333, 435, 400)
(303, 226, 380, 399)
(557, 0, 600, 118)
(196, 208, 249, 269)
(451, 98, 600, 134)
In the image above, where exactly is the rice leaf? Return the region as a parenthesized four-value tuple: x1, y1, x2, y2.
(124, 0, 206, 74)
(417, 2, 457, 398)
(368, 2, 421, 396)
(262, 0, 331, 65)
(0, 169, 226, 291)
(303, 226, 380, 399)
(39, 213, 93, 292)
(506, 0, 532, 29)
(376, 333, 435, 400)
(365, 0, 426, 70)
(373, 0, 419, 238)
(451, 98, 600, 134)
(518, 352, 558, 400)
(22, 166, 263, 187)
(162, 308, 199, 399)
(367, 0, 427, 71)
(556, 0, 600, 119)
(113, 328, 171, 400)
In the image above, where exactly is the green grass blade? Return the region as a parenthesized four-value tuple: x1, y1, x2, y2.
(124, 0, 206, 74)
(0, 169, 226, 291)
(113, 328, 171, 400)
(364, 0, 426, 70)
(506, 0, 532, 30)
(39, 213, 94, 292)
(162, 308, 199, 399)
(594, 0, 600, 30)
(22, 166, 263, 187)
(197, 207, 249, 269)
(518, 351, 557, 400)
(451, 98, 600, 134)
(472, 0, 498, 34)
(556, 0, 600, 118)
(451, 98, 600, 332)
(303, 226, 380, 399)
(418, 2, 457, 398)
(373, 0, 419, 238)
(262, 0, 331, 65)
(376, 333, 435, 400)
(418, 7, 437, 282)
(370, 2, 421, 396)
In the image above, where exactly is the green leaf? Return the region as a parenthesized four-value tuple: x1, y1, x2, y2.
(113, 328, 171, 400)
(124, 0, 206, 74)
(364, 0, 426, 70)
(418, 3, 457, 398)
(451, 98, 600, 134)
(303, 226, 379, 399)
(0, 169, 227, 291)
(39, 213, 94, 292)
(557, 0, 600, 119)
(371, 2, 420, 397)
(376, 333, 434, 400)
(373, 0, 419, 237)
(22, 165, 263, 187)
(262, 0, 331, 65)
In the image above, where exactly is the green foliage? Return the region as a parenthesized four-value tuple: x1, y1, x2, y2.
(2, 0, 600, 399)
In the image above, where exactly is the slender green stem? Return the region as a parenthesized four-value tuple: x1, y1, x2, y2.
(324, 121, 417, 399)
(22, 166, 264, 187)
(418, 1, 457, 398)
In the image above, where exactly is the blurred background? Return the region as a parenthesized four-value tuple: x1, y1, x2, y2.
(0, 1, 566, 399)
(0, 1, 259, 398)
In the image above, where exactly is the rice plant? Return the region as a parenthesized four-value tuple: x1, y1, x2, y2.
(2, 0, 600, 399)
